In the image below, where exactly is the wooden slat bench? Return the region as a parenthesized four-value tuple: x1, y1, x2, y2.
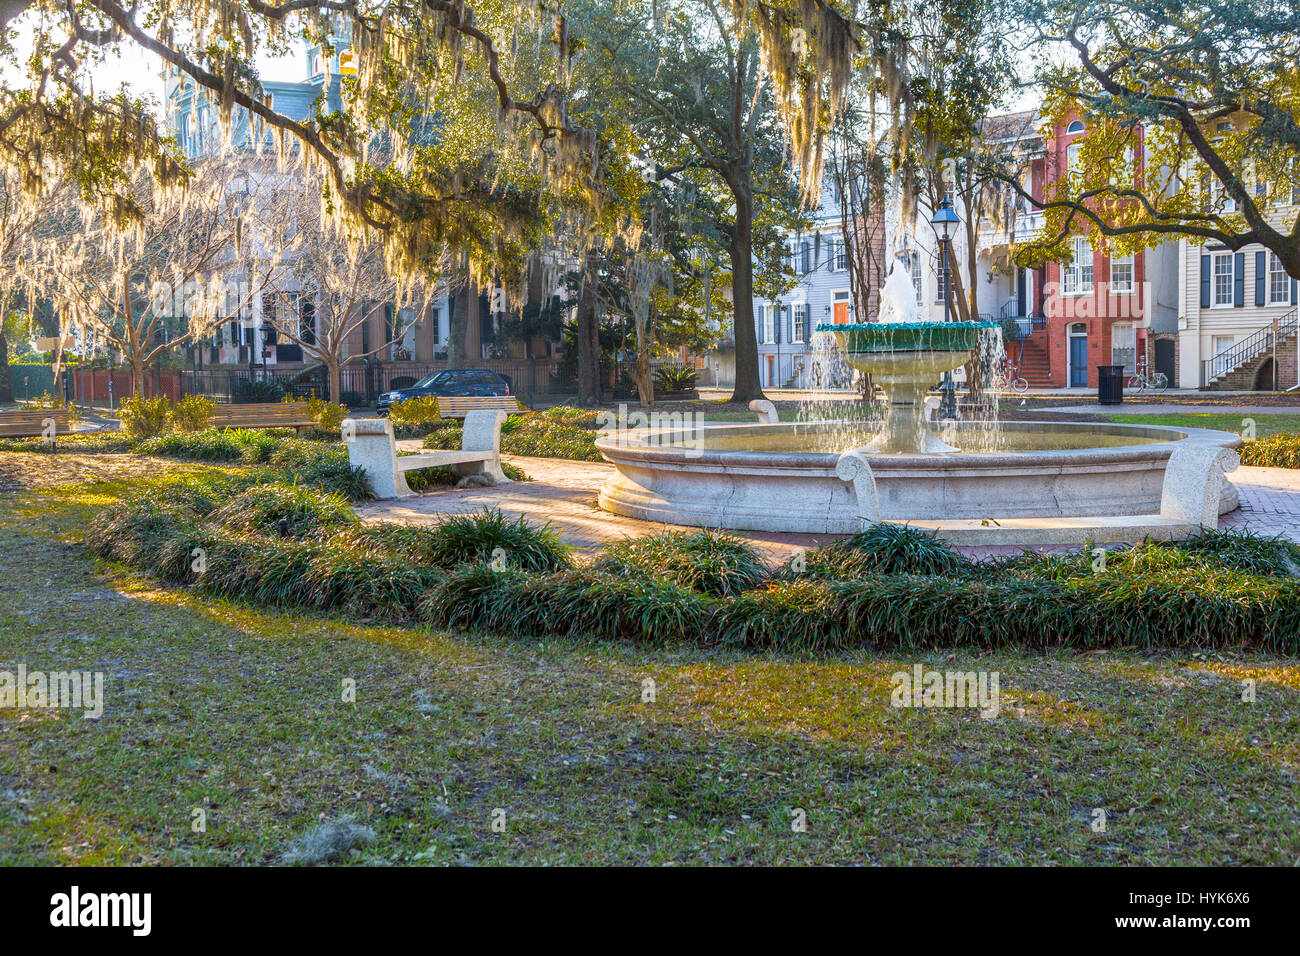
(433, 395, 526, 419)
(207, 403, 316, 431)
(0, 408, 72, 441)
(344, 410, 510, 499)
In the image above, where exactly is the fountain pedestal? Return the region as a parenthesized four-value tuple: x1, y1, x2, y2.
(824, 323, 997, 455)
(855, 349, 973, 453)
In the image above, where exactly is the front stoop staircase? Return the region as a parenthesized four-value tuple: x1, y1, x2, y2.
(1016, 339, 1055, 388)
(1201, 308, 1299, 390)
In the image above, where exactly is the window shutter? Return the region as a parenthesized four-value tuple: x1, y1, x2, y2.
(1200, 256, 1211, 308)
(1255, 251, 1267, 306)
(1292, 277, 1298, 306)
(1233, 253, 1245, 307)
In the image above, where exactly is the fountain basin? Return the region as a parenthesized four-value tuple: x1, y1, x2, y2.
(596, 420, 1241, 541)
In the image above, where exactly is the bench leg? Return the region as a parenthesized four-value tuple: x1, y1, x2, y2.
(345, 426, 414, 499)
(457, 410, 512, 485)
(450, 456, 509, 485)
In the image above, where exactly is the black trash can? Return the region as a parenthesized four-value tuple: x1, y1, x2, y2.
(1097, 365, 1124, 405)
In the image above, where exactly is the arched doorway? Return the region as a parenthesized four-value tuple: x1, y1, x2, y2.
(1068, 323, 1088, 387)
(1154, 338, 1176, 385)
(1255, 357, 1277, 391)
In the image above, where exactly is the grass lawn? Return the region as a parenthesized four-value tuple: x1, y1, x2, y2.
(1101, 413, 1298, 438)
(1, 451, 1299, 864)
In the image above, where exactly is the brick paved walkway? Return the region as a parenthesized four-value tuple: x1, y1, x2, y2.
(357, 450, 1300, 559)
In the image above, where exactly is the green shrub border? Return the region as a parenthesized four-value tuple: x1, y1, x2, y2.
(84, 489, 1300, 651)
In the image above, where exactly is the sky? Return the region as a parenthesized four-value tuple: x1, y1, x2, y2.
(5, 26, 307, 119)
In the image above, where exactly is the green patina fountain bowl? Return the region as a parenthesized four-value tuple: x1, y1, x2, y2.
(816, 320, 1001, 353)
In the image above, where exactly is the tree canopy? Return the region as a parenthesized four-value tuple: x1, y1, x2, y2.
(1015, 0, 1300, 274)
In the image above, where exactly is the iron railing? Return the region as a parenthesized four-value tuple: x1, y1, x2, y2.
(180, 358, 568, 408)
(1200, 307, 1298, 386)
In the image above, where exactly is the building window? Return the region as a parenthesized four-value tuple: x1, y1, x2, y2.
(1110, 254, 1134, 294)
(1269, 252, 1290, 304)
(1067, 143, 1082, 177)
(911, 254, 923, 305)
(1213, 253, 1234, 306)
(827, 237, 847, 272)
(792, 302, 808, 341)
(1111, 322, 1136, 373)
(1063, 237, 1093, 294)
(759, 303, 774, 344)
(801, 240, 811, 275)
(1066, 120, 1085, 134)
(300, 298, 316, 345)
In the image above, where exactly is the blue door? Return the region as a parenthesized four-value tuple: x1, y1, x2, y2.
(1069, 334, 1088, 386)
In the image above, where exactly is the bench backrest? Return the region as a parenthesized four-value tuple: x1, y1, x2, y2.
(0, 409, 71, 436)
(208, 403, 315, 427)
(436, 395, 523, 418)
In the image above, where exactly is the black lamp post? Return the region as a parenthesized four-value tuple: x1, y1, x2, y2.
(931, 194, 961, 420)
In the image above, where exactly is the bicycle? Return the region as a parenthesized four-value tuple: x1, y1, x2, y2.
(1125, 363, 1169, 393)
(993, 362, 1029, 393)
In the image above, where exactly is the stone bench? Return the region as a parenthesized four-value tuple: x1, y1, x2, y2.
(343, 409, 510, 499)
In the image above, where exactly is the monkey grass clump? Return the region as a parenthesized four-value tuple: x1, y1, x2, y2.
(82, 469, 1300, 652)
(593, 528, 768, 597)
(782, 523, 972, 580)
(209, 483, 358, 538)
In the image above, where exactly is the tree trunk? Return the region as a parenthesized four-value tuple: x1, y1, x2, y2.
(327, 360, 342, 406)
(965, 221, 980, 319)
(130, 355, 146, 402)
(948, 258, 972, 322)
(0, 327, 11, 404)
(575, 248, 601, 407)
(724, 165, 765, 403)
(446, 287, 469, 369)
(51, 340, 64, 399)
(634, 308, 655, 408)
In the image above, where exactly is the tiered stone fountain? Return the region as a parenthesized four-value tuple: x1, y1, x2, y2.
(596, 261, 1242, 544)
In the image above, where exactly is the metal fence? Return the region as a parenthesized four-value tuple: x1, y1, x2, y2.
(180, 359, 571, 408)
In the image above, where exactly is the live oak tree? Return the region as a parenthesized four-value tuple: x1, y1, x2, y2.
(581, 0, 806, 402)
(1013, 0, 1300, 275)
(24, 162, 270, 397)
(0, 171, 58, 402)
(0, 2, 649, 299)
(247, 164, 431, 403)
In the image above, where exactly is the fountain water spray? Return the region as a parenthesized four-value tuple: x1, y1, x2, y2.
(818, 257, 999, 454)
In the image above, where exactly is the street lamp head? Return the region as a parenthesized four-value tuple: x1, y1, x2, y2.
(930, 194, 960, 241)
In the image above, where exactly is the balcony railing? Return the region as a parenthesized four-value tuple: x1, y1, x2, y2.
(979, 211, 1043, 247)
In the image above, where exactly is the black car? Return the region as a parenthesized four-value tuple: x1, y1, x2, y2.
(376, 368, 512, 414)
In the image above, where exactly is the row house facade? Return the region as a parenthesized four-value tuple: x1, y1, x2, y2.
(742, 107, 1296, 394)
(1176, 237, 1299, 391)
(1004, 115, 1182, 389)
(1001, 112, 1295, 390)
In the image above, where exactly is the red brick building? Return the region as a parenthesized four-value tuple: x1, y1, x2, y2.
(1015, 114, 1157, 387)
